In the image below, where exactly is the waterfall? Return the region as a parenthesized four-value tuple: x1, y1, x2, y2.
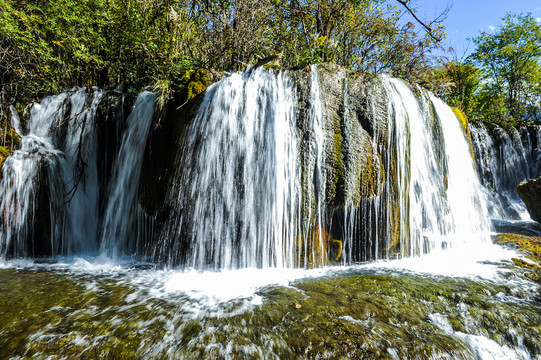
(470, 124, 541, 220)
(0, 67, 512, 266)
(0, 89, 102, 257)
(0, 93, 67, 257)
(430, 95, 491, 243)
(169, 69, 299, 270)
(354, 76, 491, 260)
(100, 92, 155, 257)
(0, 88, 154, 259)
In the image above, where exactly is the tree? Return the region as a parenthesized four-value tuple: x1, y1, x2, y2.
(470, 13, 541, 123)
(434, 60, 481, 117)
(0, 0, 447, 105)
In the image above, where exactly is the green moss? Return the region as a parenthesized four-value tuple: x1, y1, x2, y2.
(359, 145, 384, 199)
(495, 233, 541, 282)
(495, 233, 541, 263)
(451, 107, 475, 161)
(0, 127, 20, 174)
(182, 68, 214, 103)
(0, 146, 10, 158)
(295, 225, 343, 267)
(327, 114, 345, 208)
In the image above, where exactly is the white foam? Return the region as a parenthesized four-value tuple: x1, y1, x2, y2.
(0, 238, 528, 315)
(367, 240, 519, 281)
(429, 313, 531, 360)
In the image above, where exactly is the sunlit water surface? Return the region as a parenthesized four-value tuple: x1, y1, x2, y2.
(1, 238, 540, 360)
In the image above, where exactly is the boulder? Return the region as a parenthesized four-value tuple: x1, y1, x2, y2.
(517, 177, 541, 223)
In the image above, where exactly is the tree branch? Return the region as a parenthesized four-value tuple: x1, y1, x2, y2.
(395, 0, 445, 42)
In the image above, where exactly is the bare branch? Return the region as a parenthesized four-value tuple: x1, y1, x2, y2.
(395, 0, 447, 42)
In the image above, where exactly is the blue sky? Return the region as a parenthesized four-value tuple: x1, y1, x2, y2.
(407, 0, 541, 59)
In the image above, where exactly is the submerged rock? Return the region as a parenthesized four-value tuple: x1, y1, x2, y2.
(2, 267, 540, 359)
(517, 177, 541, 223)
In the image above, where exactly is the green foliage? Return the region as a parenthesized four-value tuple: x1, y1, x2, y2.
(1, 0, 445, 102)
(0, 0, 446, 151)
(435, 13, 541, 129)
(434, 61, 481, 117)
(470, 13, 541, 125)
(0, 0, 196, 98)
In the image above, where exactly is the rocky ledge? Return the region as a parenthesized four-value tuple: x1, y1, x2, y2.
(517, 177, 541, 223)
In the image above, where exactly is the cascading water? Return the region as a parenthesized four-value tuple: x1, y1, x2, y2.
(346, 76, 491, 262)
(100, 91, 155, 257)
(1, 67, 541, 359)
(0, 68, 498, 266)
(430, 94, 491, 243)
(0, 89, 103, 257)
(169, 69, 299, 269)
(471, 124, 541, 220)
(0, 93, 68, 257)
(0, 88, 155, 259)
(156, 69, 494, 269)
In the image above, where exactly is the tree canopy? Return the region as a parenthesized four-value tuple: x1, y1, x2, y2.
(437, 13, 541, 128)
(0, 0, 446, 103)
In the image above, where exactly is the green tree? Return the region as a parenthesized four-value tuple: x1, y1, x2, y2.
(434, 60, 481, 117)
(470, 13, 541, 124)
(0, 0, 447, 105)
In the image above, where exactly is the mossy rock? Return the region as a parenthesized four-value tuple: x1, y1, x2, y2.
(313, 64, 385, 209)
(451, 107, 475, 162)
(358, 138, 384, 199)
(517, 178, 541, 223)
(0, 146, 10, 170)
(296, 224, 342, 267)
(181, 68, 215, 103)
(494, 233, 541, 282)
(0, 110, 22, 176)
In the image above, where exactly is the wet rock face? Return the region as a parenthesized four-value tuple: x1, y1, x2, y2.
(95, 91, 132, 214)
(517, 177, 541, 223)
(315, 64, 383, 208)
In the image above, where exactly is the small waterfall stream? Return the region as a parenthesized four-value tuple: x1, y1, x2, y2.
(100, 92, 155, 256)
(471, 124, 541, 220)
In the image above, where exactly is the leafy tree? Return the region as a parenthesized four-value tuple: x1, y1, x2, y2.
(470, 13, 541, 124)
(0, 0, 447, 107)
(434, 60, 481, 117)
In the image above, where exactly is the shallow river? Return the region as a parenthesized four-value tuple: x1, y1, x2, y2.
(1, 241, 540, 360)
